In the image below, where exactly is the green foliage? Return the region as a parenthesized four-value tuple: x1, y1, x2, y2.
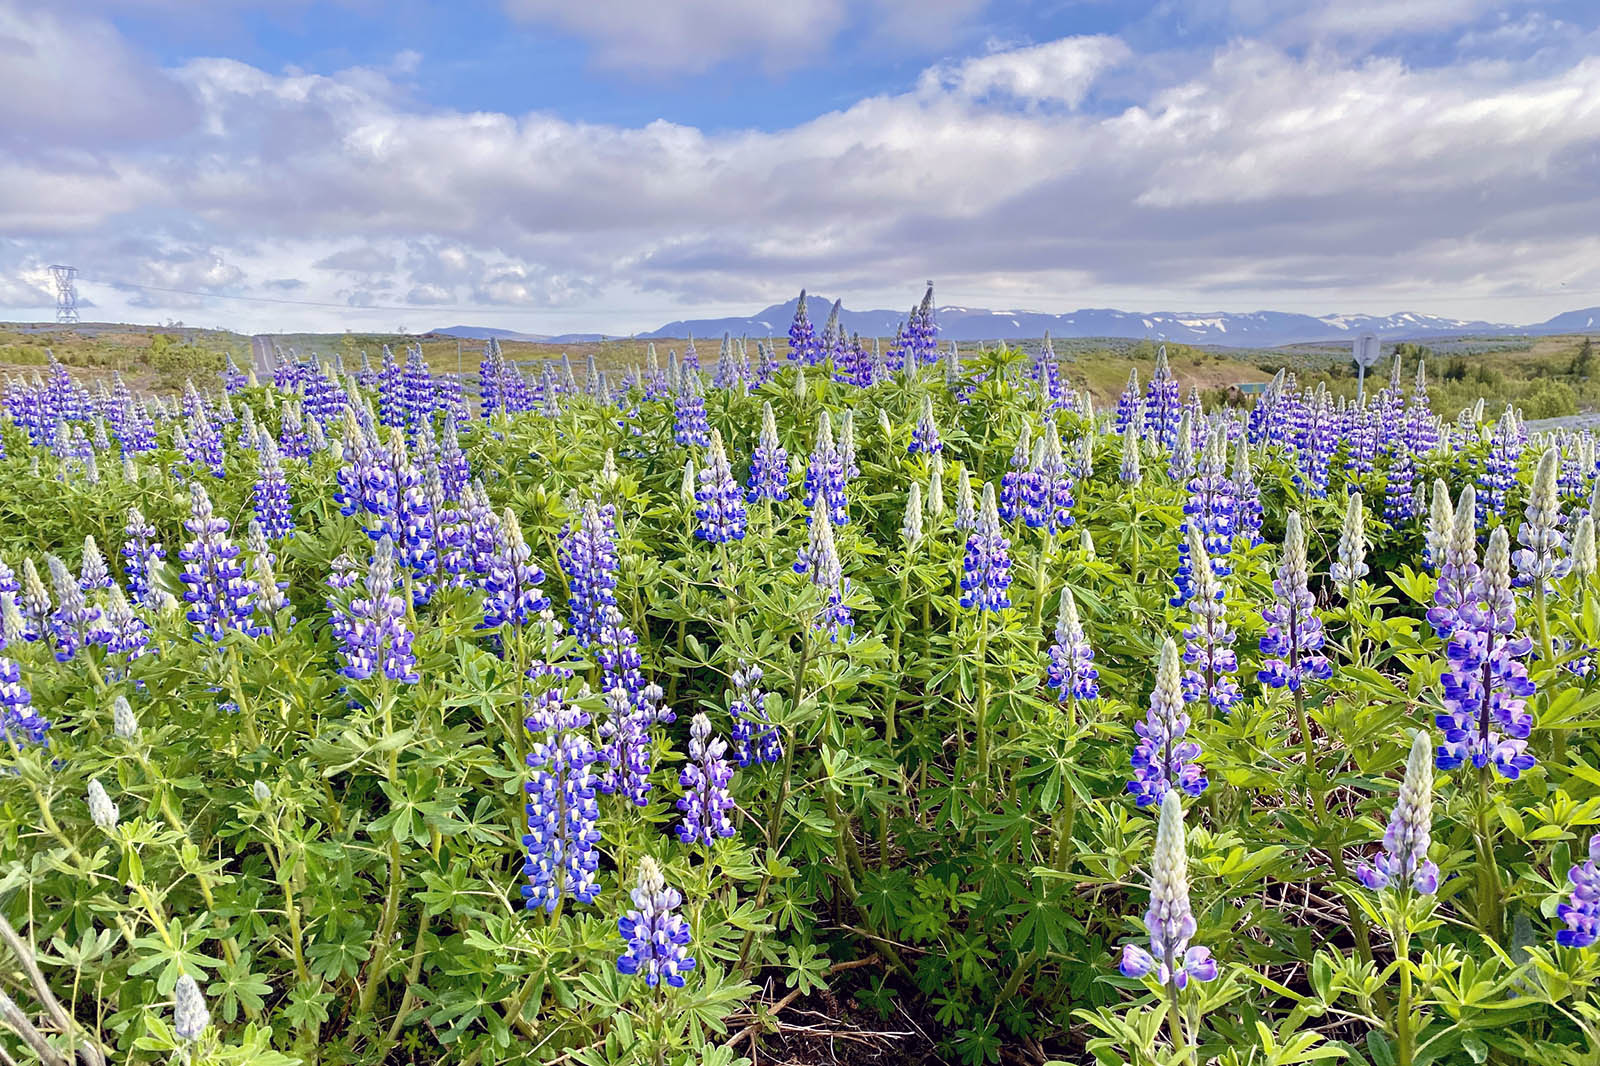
(1, 351, 1600, 1066)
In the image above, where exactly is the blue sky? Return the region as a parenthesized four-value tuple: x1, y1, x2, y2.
(5, 0, 1600, 333)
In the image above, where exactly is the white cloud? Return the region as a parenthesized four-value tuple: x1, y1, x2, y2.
(923, 35, 1131, 107)
(0, 2, 198, 150)
(8, 10, 1600, 331)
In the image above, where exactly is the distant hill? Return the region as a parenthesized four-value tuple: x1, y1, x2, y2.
(436, 299, 1600, 350)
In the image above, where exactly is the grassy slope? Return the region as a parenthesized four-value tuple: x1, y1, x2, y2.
(4, 322, 1597, 416)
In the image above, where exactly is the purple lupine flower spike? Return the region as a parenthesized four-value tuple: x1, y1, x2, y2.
(1129, 638, 1207, 807)
(616, 857, 696, 987)
(253, 432, 295, 540)
(802, 411, 849, 526)
(522, 697, 601, 913)
(482, 509, 551, 631)
(1045, 587, 1099, 704)
(1558, 834, 1600, 948)
(336, 536, 419, 684)
(1435, 526, 1536, 780)
(178, 483, 257, 644)
(730, 661, 782, 766)
(960, 483, 1012, 612)
(0, 657, 48, 753)
(559, 500, 618, 648)
(1118, 790, 1218, 989)
(695, 430, 747, 543)
(746, 401, 789, 503)
(676, 713, 737, 846)
(673, 372, 711, 447)
(794, 500, 853, 641)
(1179, 528, 1240, 714)
(1258, 513, 1332, 692)
(999, 423, 1032, 524)
(1023, 420, 1075, 534)
(1356, 731, 1438, 895)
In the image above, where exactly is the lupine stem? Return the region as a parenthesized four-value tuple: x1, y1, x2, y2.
(975, 611, 990, 797)
(1395, 914, 1414, 1066)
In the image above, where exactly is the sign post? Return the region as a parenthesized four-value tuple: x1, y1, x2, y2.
(1353, 333, 1381, 401)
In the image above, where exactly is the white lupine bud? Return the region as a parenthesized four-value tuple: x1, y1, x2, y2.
(1425, 479, 1454, 569)
(794, 367, 808, 403)
(680, 459, 696, 507)
(1120, 423, 1142, 485)
(173, 974, 210, 1041)
(1332, 492, 1369, 592)
(1484, 526, 1513, 604)
(954, 465, 976, 531)
(253, 780, 271, 804)
(112, 695, 139, 739)
(1572, 514, 1597, 583)
(1079, 526, 1096, 560)
(87, 779, 118, 832)
(901, 483, 924, 550)
(1514, 446, 1568, 585)
(926, 456, 945, 520)
(601, 448, 618, 488)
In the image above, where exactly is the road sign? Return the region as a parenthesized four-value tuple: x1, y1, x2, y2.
(1353, 333, 1381, 400)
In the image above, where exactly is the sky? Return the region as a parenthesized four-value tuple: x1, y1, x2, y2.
(5, 0, 1600, 335)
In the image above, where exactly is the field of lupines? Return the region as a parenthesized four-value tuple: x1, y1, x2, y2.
(4, 286, 1600, 1066)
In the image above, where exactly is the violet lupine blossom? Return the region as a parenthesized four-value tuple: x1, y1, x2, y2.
(46, 555, 104, 662)
(787, 290, 820, 366)
(1356, 731, 1438, 895)
(1143, 348, 1182, 449)
(482, 509, 551, 632)
(253, 434, 295, 540)
(336, 536, 419, 684)
(673, 373, 711, 448)
(78, 536, 111, 591)
(558, 499, 618, 648)
(1513, 446, 1569, 589)
(1180, 530, 1241, 715)
(377, 346, 406, 428)
(1172, 428, 1235, 606)
(908, 282, 939, 365)
(1383, 444, 1418, 524)
(695, 430, 747, 543)
(1435, 527, 1537, 780)
(1115, 369, 1141, 434)
(730, 661, 782, 766)
(960, 483, 1012, 612)
(617, 857, 696, 987)
(1045, 588, 1099, 704)
(802, 412, 849, 526)
(746, 401, 789, 503)
(794, 501, 853, 641)
(1557, 835, 1600, 948)
(0, 657, 48, 753)
(99, 584, 150, 667)
(594, 604, 672, 805)
(1022, 420, 1075, 535)
(1478, 408, 1520, 523)
(1427, 485, 1481, 638)
(278, 399, 310, 460)
(676, 713, 737, 846)
(1119, 790, 1217, 989)
(522, 697, 601, 913)
(1257, 514, 1332, 692)
(998, 423, 1032, 523)
(910, 394, 941, 456)
(178, 484, 257, 644)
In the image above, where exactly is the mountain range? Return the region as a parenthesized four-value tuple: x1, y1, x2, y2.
(433, 299, 1600, 350)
